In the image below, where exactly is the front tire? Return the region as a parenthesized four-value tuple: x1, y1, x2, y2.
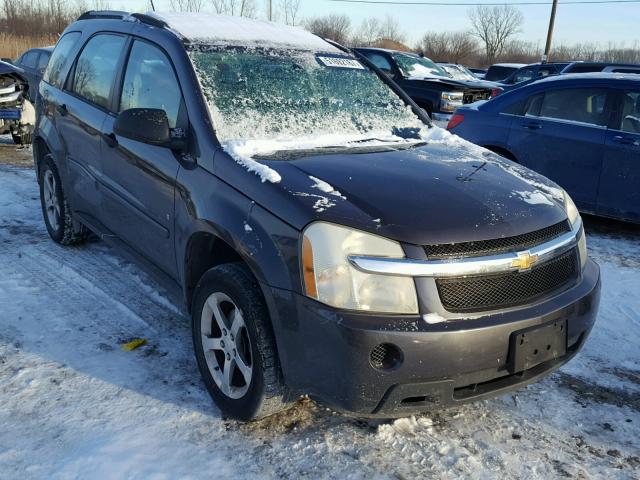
(38, 154, 88, 245)
(192, 263, 290, 421)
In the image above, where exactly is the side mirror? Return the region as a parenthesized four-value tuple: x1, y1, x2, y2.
(114, 108, 185, 150)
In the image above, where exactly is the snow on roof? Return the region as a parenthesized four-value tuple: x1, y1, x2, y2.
(491, 63, 527, 68)
(148, 12, 339, 51)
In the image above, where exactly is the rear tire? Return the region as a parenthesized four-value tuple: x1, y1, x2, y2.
(192, 263, 291, 421)
(38, 154, 88, 245)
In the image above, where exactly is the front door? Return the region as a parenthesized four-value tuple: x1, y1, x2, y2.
(597, 89, 640, 222)
(508, 87, 611, 212)
(100, 39, 185, 276)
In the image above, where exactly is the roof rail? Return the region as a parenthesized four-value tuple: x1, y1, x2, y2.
(130, 13, 169, 29)
(77, 10, 130, 21)
(76, 11, 174, 35)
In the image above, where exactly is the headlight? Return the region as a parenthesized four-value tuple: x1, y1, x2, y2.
(563, 190, 580, 226)
(440, 91, 463, 112)
(302, 222, 418, 314)
(563, 190, 587, 268)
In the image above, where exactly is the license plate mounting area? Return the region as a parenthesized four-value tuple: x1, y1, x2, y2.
(508, 320, 567, 374)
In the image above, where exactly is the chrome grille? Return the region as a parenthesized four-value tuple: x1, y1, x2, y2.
(436, 248, 579, 313)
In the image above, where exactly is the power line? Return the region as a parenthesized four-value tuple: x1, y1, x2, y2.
(328, 0, 640, 5)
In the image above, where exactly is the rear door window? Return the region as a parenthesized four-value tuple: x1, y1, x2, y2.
(537, 88, 609, 126)
(44, 32, 82, 88)
(119, 40, 185, 128)
(72, 34, 126, 110)
(619, 90, 640, 133)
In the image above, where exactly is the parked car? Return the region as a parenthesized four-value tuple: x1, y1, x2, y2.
(35, 11, 600, 421)
(0, 60, 35, 144)
(484, 63, 527, 82)
(468, 67, 487, 79)
(448, 73, 640, 223)
(562, 62, 640, 74)
(497, 62, 570, 91)
(437, 63, 479, 81)
(13, 46, 53, 102)
(354, 48, 499, 121)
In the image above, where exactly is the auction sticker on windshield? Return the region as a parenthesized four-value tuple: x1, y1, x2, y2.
(317, 56, 365, 70)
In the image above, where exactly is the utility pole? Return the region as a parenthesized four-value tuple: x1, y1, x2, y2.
(268, 0, 272, 20)
(542, 0, 559, 64)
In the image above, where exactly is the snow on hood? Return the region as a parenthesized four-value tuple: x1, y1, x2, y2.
(220, 132, 426, 183)
(148, 12, 338, 52)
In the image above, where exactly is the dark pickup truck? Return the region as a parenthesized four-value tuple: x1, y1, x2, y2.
(354, 48, 499, 122)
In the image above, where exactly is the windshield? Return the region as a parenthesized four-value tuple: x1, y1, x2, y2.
(441, 65, 476, 81)
(392, 53, 450, 79)
(190, 47, 427, 153)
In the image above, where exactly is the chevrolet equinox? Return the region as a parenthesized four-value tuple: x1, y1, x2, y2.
(33, 11, 601, 421)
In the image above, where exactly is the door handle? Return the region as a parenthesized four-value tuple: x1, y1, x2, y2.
(102, 132, 118, 148)
(56, 103, 68, 116)
(612, 135, 639, 146)
(522, 122, 542, 130)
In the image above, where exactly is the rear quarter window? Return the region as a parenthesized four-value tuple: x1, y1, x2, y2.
(44, 32, 82, 88)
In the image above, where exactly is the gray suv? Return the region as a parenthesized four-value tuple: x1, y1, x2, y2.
(34, 11, 600, 421)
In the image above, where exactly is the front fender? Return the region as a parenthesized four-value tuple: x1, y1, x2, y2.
(175, 166, 300, 296)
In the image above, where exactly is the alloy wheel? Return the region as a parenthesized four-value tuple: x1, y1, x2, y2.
(200, 292, 253, 399)
(43, 168, 60, 232)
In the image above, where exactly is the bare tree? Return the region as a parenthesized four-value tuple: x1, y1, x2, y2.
(378, 14, 405, 44)
(170, 0, 204, 11)
(352, 17, 381, 46)
(305, 14, 351, 45)
(468, 5, 524, 64)
(208, 0, 256, 16)
(280, 0, 301, 26)
(210, 0, 227, 13)
(419, 31, 477, 63)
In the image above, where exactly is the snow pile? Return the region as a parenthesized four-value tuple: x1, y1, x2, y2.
(423, 313, 447, 324)
(309, 175, 346, 200)
(149, 12, 338, 51)
(220, 140, 282, 183)
(512, 190, 555, 206)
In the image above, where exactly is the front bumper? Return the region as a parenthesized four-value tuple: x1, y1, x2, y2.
(266, 259, 600, 417)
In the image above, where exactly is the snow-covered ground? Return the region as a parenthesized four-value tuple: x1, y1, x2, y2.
(0, 161, 638, 479)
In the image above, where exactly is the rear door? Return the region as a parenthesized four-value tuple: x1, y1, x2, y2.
(100, 39, 184, 276)
(597, 88, 640, 221)
(507, 86, 611, 212)
(57, 33, 127, 219)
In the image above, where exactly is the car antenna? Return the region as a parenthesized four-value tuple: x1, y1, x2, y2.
(149, 0, 156, 11)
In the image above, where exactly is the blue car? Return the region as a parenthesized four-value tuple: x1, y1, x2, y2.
(448, 73, 640, 223)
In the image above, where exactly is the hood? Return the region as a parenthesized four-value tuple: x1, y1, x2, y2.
(0, 60, 27, 83)
(405, 75, 497, 91)
(217, 135, 569, 246)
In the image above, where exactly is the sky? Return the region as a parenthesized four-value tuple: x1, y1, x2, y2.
(120, 0, 640, 47)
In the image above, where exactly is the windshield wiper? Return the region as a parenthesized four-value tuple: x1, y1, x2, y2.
(254, 141, 427, 161)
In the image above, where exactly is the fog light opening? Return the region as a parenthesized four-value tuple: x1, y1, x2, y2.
(369, 343, 403, 371)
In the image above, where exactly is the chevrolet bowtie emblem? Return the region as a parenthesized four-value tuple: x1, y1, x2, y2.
(512, 251, 539, 270)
